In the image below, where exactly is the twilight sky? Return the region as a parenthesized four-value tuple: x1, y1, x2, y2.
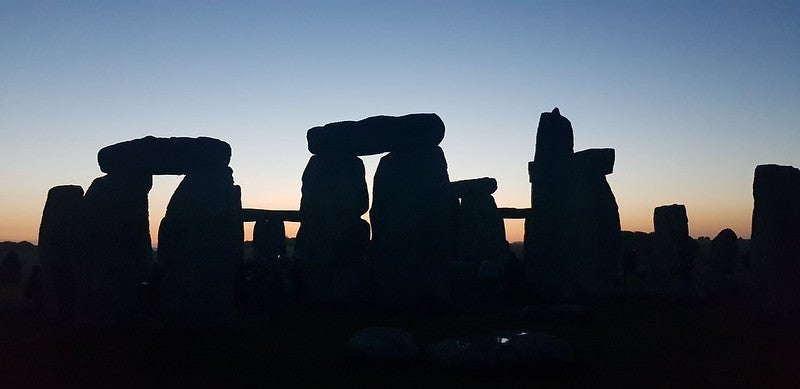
(1, 1, 798, 244)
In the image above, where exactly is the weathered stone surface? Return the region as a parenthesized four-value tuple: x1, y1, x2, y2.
(427, 331, 574, 368)
(300, 154, 369, 216)
(653, 204, 691, 276)
(253, 219, 286, 262)
(456, 193, 506, 267)
(711, 228, 738, 275)
(76, 174, 152, 326)
(158, 167, 243, 328)
(451, 177, 497, 197)
(370, 146, 458, 304)
(524, 108, 621, 299)
(751, 164, 800, 311)
(349, 327, 419, 360)
(38, 185, 84, 321)
(574, 148, 614, 176)
(98, 136, 231, 175)
(307, 113, 445, 156)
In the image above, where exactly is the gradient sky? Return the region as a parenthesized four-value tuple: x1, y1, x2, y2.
(1, 1, 798, 244)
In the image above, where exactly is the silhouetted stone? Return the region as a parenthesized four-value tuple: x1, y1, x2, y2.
(711, 228, 738, 275)
(428, 331, 574, 369)
(38, 185, 84, 321)
(574, 148, 614, 176)
(751, 164, 800, 311)
(294, 154, 370, 302)
(456, 191, 507, 270)
(242, 209, 301, 223)
(307, 113, 445, 156)
(524, 108, 621, 299)
(77, 174, 152, 326)
(498, 207, 532, 219)
(370, 146, 458, 304)
(253, 219, 286, 262)
(653, 204, 691, 275)
(98, 136, 231, 175)
(451, 177, 497, 197)
(349, 327, 419, 361)
(0, 251, 22, 285)
(158, 166, 243, 328)
(299, 154, 369, 215)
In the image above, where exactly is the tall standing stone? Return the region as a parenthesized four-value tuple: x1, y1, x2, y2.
(77, 174, 153, 326)
(158, 166, 243, 328)
(370, 145, 458, 304)
(524, 108, 621, 299)
(653, 204, 691, 276)
(294, 154, 370, 302)
(452, 178, 507, 278)
(38, 185, 84, 322)
(751, 164, 800, 311)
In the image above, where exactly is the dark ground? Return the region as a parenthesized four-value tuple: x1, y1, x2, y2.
(1, 294, 799, 388)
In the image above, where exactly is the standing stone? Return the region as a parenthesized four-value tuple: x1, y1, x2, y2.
(38, 185, 84, 322)
(524, 108, 621, 299)
(77, 174, 153, 326)
(710, 228, 738, 275)
(158, 166, 243, 328)
(452, 178, 507, 279)
(370, 146, 458, 304)
(253, 219, 287, 262)
(751, 164, 800, 311)
(653, 204, 691, 276)
(572, 151, 621, 295)
(294, 154, 370, 302)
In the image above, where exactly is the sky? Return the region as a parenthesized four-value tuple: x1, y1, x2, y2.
(1, 1, 798, 244)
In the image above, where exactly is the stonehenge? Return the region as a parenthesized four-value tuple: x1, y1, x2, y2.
(524, 108, 621, 299)
(39, 136, 243, 327)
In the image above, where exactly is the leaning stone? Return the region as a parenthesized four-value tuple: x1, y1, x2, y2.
(158, 166, 243, 328)
(307, 113, 445, 156)
(98, 136, 231, 175)
(38, 185, 84, 322)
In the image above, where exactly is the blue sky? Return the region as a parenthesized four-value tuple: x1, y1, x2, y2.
(1, 1, 798, 242)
